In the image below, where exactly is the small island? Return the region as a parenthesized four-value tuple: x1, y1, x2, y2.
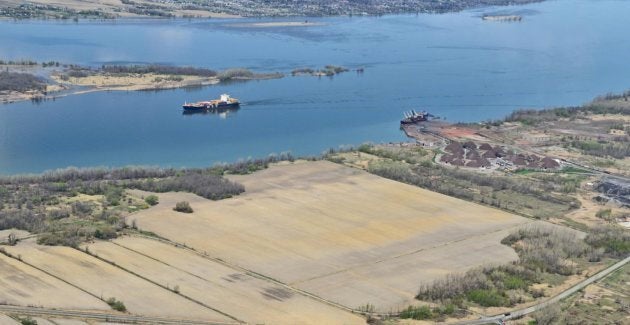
(482, 14, 523, 22)
(291, 65, 357, 77)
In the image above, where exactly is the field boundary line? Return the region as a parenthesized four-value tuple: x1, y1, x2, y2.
(75, 247, 244, 323)
(0, 304, 236, 325)
(0, 249, 109, 306)
(130, 233, 387, 317)
(290, 221, 535, 286)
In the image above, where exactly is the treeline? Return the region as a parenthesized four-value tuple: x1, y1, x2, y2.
(366, 159, 579, 218)
(501, 226, 592, 275)
(102, 64, 218, 77)
(502, 90, 630, 125)
(569, 140, 630, 159)
(218, 68, 283, 81)
(0, 153, 297, 186)
(0, 71, 46, 92)
(416, 224, 623, 309)
(585, 225, 630, 257)
(128, 174, 243, 200)
(0, 59, 37, 66)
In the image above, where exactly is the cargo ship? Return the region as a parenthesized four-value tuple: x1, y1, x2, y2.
(182, 94, 240, 111)
(400, 110, 430, 125)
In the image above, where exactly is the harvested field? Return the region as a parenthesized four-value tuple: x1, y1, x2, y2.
(2, 242, 233, 322)
(83, 237, 364, 324)
(46, 320, 88, 325)
(130, 161, 531, 311)
(0, 253, 108, 310)
(0, 314, 18, 324)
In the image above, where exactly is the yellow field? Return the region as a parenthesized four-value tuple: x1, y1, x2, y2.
(130, 161, 531, 311)
(83, 237, 364, 324)
(0, 314, 19, 324)
(0, 253, 108, 310)
(2, 242, 233, 322)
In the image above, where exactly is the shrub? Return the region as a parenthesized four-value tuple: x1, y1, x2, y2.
(19, 317, 37, 325)
(144, 195, 159, 206)
(595, 208, 613, 220)
(466, 289, 506, 307)
(48, 208, 71, 220)
(129, 174, 244, 200)
(106, 297, 127, 312)
(504, 275, 527, 290)
(71, 201, 95, 217)
(173, 201, 193, 213)
(104, 186, 124, 206)
(94, 225, 117, 239)
(586, 225, 630, 257)
(400, 305, 432, 320)
(532, 304, 563, 325)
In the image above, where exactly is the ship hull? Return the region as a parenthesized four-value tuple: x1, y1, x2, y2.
(182, 102, 240, 111)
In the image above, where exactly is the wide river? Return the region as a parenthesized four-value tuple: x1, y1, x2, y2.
(1, 0, 629, 174)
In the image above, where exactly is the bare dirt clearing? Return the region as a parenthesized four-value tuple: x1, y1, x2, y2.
(2, 242, 233, 322)
(130, 161, 531, 311)
(83, 237, 364, 324)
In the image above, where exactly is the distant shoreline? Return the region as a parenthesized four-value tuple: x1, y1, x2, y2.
(227, 21, 324, 28)
(0, 0, 546, 20)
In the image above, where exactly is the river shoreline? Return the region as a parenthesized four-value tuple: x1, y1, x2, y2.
(0, 63, 284, 104)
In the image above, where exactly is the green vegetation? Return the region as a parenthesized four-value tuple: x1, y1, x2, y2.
(504, 101, 630, 126)
(144, 195, 159, 206)
(585, 225, 630, 257)
(536, 263, 630, 324)
(399, 304, 457, 321)
(568, 140, 630, 159)
(173, 201, 193, 213)
(416, 224, 622, 310)
(18, 317, 37, 325)
(106, 297, 127, 312)
(63, 64, 282, 83)
(102, 64, 217, 77)
(217, 68, 283, 81)
(0, 162, 267, 247)
(292, 65, 350, 77)
(358, 144, 429, 164)
(595, 208, 612, 220)
(0, 71, 46, 93)
(416, 263, 540, 308)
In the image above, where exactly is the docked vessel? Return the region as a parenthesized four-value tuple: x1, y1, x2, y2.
(400, 110, 430, 124)
(182, 94, 240, 111)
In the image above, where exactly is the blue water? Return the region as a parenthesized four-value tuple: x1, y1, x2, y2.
(1, 0, 629, 174)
